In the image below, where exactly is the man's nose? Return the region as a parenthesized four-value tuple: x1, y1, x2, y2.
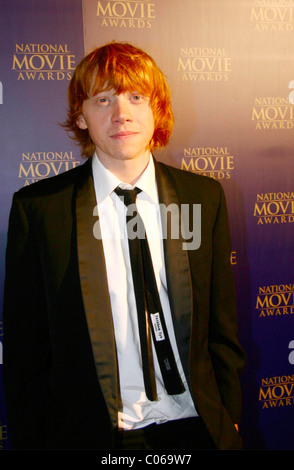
(111, 95, 133, 123)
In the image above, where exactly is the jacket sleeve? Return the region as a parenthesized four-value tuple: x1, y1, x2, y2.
(208, 184, 245, 423)
(3, 193, 50, 448)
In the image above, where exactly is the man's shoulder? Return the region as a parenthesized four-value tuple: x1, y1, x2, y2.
(15, 158, 90, 200)
(156, 159, 222, 193)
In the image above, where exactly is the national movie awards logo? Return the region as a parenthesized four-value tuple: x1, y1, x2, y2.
(18, 151, 81, 186)
(253, 192, 294, 224)
(255, 283, 294, 318)
(181, 146, 234, 180)
(12, 43, 76, 81)
(259, 374, 294, 409)
(0, 422, 8, 450)
(177, 47, 232, 82)
(252, 96, 294, 130)
(97, 0, 156, 28)
(250, 0, 294, 31)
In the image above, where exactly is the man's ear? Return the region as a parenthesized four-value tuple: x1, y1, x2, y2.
(76, 115, 88, 130)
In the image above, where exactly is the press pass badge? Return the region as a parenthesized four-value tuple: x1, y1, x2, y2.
(150, 312, 165, 341)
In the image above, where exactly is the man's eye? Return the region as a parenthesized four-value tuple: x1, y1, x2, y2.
(96, 97, 110, 104)
(131, 94, 144, 102)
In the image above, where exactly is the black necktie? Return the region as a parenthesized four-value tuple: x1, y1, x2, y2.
(114, 186, 185, 401)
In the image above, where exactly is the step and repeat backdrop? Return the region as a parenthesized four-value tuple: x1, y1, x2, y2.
(0, 0, 293, 450)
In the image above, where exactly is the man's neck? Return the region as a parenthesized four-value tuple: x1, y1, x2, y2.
(96, 151, 151, 185)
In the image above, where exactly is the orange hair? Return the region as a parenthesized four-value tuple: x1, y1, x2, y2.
(64, 42, 174, 158)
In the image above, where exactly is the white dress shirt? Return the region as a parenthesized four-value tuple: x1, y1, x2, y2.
(92, 153, 198, 430)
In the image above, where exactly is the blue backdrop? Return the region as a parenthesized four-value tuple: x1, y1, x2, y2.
(1, 0, 293, 450)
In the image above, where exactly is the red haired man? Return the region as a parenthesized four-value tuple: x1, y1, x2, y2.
(3, 42, 245, 450)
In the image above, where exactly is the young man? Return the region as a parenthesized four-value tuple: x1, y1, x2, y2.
(3, 42, 245, 450)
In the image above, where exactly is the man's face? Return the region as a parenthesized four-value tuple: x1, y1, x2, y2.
(77, 88, 155, 165)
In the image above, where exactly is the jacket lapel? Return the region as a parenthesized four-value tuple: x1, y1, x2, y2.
(154, 160, 193, 387)
(75, 159, 119, 428)
(75, 158, 193, 412)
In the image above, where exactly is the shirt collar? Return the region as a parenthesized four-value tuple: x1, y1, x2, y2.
(92, 153, 158, 204)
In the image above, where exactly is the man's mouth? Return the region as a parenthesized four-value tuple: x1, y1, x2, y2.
(110, 131, 138, 139)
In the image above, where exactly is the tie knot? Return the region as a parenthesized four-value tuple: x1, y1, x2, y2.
(114, 187, 142, 206)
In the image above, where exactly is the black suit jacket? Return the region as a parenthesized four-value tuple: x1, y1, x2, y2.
(3, 157, 245, 449)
